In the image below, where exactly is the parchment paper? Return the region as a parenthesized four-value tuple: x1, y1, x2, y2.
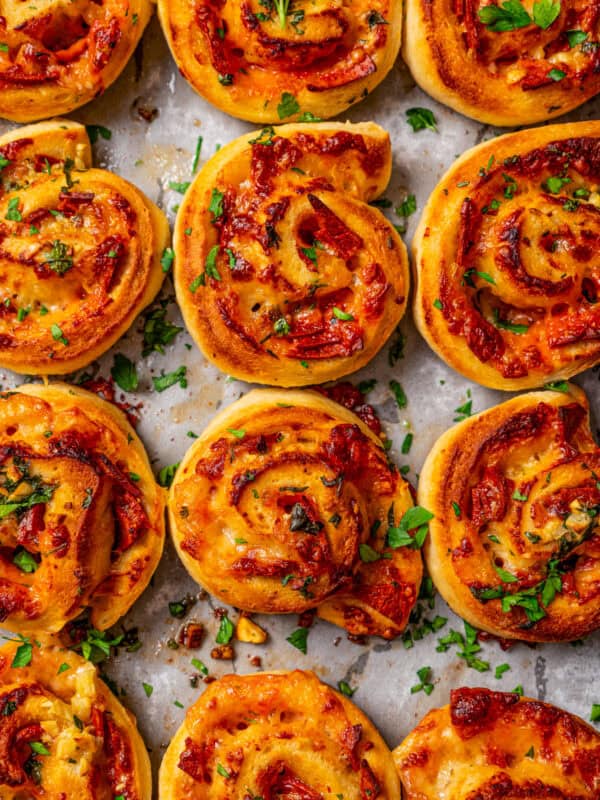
(0, 15, 598, 784)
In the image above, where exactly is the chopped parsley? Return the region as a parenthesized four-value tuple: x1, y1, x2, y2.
(387, 505, 434, 549)
(13, 549, 37, 574)
(332, 307, 353, 321)
(389, 379, 407, 409)
(406, 107, 437, 133)
(286, 627, 308, 654)
(111, 353, 138, 392)
(160, 247, 175, 273)
(86, 125, 112, 144)
(143, 302, 183, 355)
(437, 622, 490, 672)
(158, 463, 179, 488)
(43, 240, 73, 275)
(5, 197, 22, 222)
(152, 366, 188, 392)
(216, 614, 234, 644)
(277, 92, 300, 120)
(411, 666, 434, 695)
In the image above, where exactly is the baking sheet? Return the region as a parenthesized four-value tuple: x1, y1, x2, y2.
(1, 14, 599, 784)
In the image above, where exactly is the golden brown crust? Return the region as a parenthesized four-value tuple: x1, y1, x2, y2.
(419, 385, 600, 642)
(413, 121, 600, 390)
(403, 0, 600, 126)
(394, 687, 600, 799)
(0, 382, 166, 634)
(168, 388, 422, 640)
(174, 122, 409, 387)
(159, 670, 400, 800)
(0, 0, 153, 122)
(157, 0, 402, 123)
(0, 119, 170, 376)
(0, 637, 151, 799)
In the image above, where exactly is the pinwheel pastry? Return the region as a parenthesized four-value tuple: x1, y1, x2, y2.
(419, 385, 600, 642)
(174, 122, 409, 387)
(0, 119, 169, 375)
(0, 382, 165, 634)
(159, 670, 400, 800)
(0, 0, 152, 122)
(403, 0, 600, 126)
(394, 687, 600, 799)
(157, 0, 402, 123)
(169, 389, 424, 640)
(414, 121, 600, 390)
(0, 636, 151, 799)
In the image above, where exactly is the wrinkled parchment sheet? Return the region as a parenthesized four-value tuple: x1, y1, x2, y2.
(0, 16, 598, 783)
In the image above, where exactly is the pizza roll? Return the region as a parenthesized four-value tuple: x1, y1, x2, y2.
(0, 382, 165, 635)
(169, 389, 423, 640)
(394, 687, 600, 799)
(157, 0, 402, 123)
(414, 121, 600, 390)
(159, 670, 400, 800)
(0, 0, 152, 122)
(419, 385, 600, 642)
(0, 119, 170, 376)
(0, 637, 151, 799)
(174, 122, 409, 387)
(403, 0, 600, 126)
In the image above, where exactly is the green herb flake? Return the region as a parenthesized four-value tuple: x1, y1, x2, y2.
(169, 181, 191, 194)
(192, 136, 203, 173)
(13, 549, 37, 574)
(160, 247, 175, 273)
(388, 505, 434, 550)
(406, 107, 437, 133)
(359, 543, 381, 563)
(566, 30, 588, 48)
(478, 0, 532, 31)
(5, 197, 22, 222)
(332, 307, 354, 321)
(158, 463, 179, 488)
(209, 187, 224, 220)
(277, 92, 300, 119)
(50, 323, 68, 346)
(111, 353, 138, 392)
(86, 125, 112, 144)
(495, 663, 511, 679)
(547, 68, 566, 81)
(216, 614, 234, 644)
(389, 379, 407, 409)
(532, 0, 561, 29)
(30, 742, 50, 756)
(286, 627, 309, 653)
(152, 366, 187, 392)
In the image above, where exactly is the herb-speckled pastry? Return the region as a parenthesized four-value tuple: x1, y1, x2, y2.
(157, 0, 402, 123)
(0, 0, 153, 122)
(395, 687, 600, 798)
(174, 122, 409, 387)
(0, 120, 169, 375)
(419, 385, 600, 642)
(414, 122, 600, 390)
(159, 670, 400, 800)
(0, 637, 151, 798)
(403, 0, 600, 126)
(0, 382, 165, 634)
(169, 389, 424, 640)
